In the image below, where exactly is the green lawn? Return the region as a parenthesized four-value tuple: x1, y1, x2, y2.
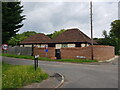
(2, 62, 48, 88)
(2, 53, 97, 63)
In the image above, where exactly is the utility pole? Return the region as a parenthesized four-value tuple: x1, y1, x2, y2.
(90, 1, 94, 60)
(118, 1, 120, 20)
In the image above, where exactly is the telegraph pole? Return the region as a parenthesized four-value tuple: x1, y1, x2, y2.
(90, 1, 94, 60)
(118, 1, 120, 20)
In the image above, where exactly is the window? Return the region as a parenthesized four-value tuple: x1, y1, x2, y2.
(41, 44, 47, 48)
(81, 43, 86, 47)
(62, 44, 68, 48)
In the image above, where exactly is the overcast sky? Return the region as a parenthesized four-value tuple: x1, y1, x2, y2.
(19, 1, 118, 38)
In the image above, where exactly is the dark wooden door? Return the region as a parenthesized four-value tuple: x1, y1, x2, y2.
(55, 49, 61, 59)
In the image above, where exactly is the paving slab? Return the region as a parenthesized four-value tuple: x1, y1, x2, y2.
(24, 77, 60, 88)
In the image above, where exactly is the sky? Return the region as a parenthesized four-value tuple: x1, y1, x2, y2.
(19, 1, 119, 38)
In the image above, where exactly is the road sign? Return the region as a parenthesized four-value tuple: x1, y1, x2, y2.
(45, 49, 48, 52)
(35, 55, 39, 58)
(2, 44, 8, 50)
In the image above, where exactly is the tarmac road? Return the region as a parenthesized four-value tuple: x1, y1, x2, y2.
(2, 56, 119, 88)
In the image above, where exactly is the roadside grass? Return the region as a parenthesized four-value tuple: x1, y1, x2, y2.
(0, 61, 2, 89)
(2, 53, 34, 60)
(38, 57, 98, 63)
(2, 53, 98, 63)
(2, 62, 49, 88)
(0, 53, 2, 56)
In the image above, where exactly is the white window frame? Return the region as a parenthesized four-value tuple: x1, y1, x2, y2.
(62, 44, 68, 48)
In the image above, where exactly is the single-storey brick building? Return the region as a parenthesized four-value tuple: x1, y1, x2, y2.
(19, 28, 115, 60)
(20, 28, 97, 48)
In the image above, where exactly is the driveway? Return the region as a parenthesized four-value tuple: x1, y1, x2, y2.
(2, 56, 119, 88)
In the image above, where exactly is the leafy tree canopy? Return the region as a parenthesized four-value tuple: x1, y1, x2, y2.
(8, 31, 37, 46)
(8, 29, 66, 46)
(94, 20, 120, 55)
(110, 20, 120, 39)
(47, 29, 66, 38)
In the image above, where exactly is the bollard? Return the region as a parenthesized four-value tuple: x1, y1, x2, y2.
(34, 55, 39, 71)
(37, 57, 38, 67)
(34, 56, 37, 71)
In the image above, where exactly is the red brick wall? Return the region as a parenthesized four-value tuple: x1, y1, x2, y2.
(34, 45, 115, 61)
(61, 45, 115, 60)
(93, 45, 115, 60)
(61, 47, 92, 60)
(34, 47, 55, 58)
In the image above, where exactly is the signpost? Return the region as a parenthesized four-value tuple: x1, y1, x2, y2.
(2, 44, 8, 53)
(45, 45, 48, 57)
(34, 55, 39, 71)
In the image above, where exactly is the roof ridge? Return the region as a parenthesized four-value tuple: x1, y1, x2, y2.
(20, 33, 51, 44)
(79, 30, 91, 43)
(79, 30, 88, 43)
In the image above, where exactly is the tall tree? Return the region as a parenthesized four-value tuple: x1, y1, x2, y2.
(110, 20, 120, 39)
(2, 2, 25, 44)
(110, 20, 120, 54)
(94, 20, 120, 55)
(102, 30, 108, 38)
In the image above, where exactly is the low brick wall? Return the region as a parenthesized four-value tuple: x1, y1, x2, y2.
(34, 45, 115, 61)
(34, 47, 55, 58)
(61, 45, 115, 60)
(61, 47, 92, 60)
(93, 45, 115, 60)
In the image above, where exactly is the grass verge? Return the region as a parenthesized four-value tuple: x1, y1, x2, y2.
(38, 57, 97, 63)
(2, 62, 48, 88)
(2, 53, 34, 60)
(0, 62, 2, 89)
(2, 53, 98, 63)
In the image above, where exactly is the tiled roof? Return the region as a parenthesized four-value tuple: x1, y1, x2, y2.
(20, 33, 51, 44)
(20, 28, 97, 44)
(51, 28, 97, 44)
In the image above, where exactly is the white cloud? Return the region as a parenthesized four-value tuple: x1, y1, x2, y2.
(20, 0, 119, 2)
(20, 2, 118, 38)
(93, 2, 118, 37)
